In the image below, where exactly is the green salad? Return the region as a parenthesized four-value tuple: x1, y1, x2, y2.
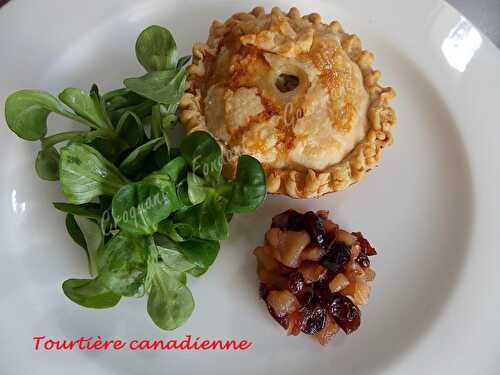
(4, 25, 267, 330)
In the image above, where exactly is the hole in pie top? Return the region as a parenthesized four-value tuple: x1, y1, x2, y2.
(276, 73, 300, 93)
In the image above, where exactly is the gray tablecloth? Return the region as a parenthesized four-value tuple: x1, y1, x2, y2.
(448, 0, 500, 47)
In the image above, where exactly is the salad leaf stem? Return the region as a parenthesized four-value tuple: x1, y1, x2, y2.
(41, 131, 89, 149)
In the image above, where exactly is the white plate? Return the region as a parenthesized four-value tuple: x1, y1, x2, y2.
(1, 0, 499, 374)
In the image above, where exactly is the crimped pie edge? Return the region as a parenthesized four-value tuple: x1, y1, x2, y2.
(180, 6, 396, 198)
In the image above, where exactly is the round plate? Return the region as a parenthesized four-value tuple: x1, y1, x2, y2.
(1, 1, 499, 374)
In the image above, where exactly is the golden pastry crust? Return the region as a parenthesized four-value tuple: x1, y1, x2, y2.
(180, 7, 396, 198)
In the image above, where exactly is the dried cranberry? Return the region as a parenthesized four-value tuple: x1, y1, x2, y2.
(311, 275, 328, 289)
(271, 209, 304, 231)
(320, 243, 351, 276)
(296, 286, 314, 306)
(288, 214, 305, 231)
(313, 284, 332, 304)
(301, 304, 327, 335)
(353, 232, 377, 256)
(356, 251, 370, 268)
(259, 283, 270, 300)
(327, 293, 361, 334)
(304, 211, 328, 247)
(287, 272, 305, 295)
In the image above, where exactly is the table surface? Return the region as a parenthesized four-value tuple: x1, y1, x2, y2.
(447, 0, 500, 47)
(0, 0, 498, 46)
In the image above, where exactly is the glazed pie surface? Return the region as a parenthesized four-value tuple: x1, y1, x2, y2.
(181, 7, 396, 197)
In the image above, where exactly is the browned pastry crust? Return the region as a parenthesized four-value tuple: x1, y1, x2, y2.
(180, 6, 396, 198)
